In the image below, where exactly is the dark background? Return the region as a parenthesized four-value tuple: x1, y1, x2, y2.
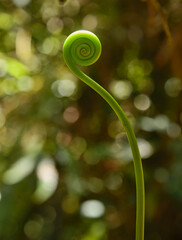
(0, 0, 182, 239)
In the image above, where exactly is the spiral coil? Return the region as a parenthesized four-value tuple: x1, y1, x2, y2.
(63, 30, 101, 66)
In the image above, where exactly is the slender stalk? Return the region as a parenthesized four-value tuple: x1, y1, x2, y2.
(63, 30, 145, 240)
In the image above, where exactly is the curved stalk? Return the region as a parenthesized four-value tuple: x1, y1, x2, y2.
(63, 30, 145, 240)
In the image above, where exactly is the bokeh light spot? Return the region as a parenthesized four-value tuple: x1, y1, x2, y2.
(59, 80, 73, 95)
(3, 155, 36, 185)
(24, 218, 43, 239)
(63, 106, 79, 123)
(17, 76, 34, 92)
(69, 137, 87, 159)
(109, 80, 133, 100)
(2, 77, 17, 95)
(80, 200, 105, 218)
(105, 174, 123, 190)
(140, 117, 155, 132)
(165, 77, 182, 97)
(13, 0, 31, 7)
(61, 195, 79, 214)
(154, 168, 169, 183)
(138, 138, 154, 159)
(47, 17, 64, 34)
(0, 13, 13, 30)
(167, 123, 181, 138)
(0, 59, 8, 77)
(33, 158, 58, 203)
(16, 28, 32, 61)
(134, 94, 151, 111)
(154, 115, 170, 131)
(87, 177, 104, 193)
(40, 37, 60, 56)
(52, 79, 76, 97)
(63, 0, 80, 16)
(82, 14, 98, 30)
(41, 3, 59, 21)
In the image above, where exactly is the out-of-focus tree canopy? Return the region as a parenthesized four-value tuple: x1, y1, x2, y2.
(0, 0, 182, 239)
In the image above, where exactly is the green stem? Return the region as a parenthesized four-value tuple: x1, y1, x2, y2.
(63, 30, 145, 240)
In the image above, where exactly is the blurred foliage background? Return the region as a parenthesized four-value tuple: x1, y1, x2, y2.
(0, 0, 182, 239)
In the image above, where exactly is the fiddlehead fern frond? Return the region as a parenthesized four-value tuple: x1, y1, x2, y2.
(63, 30, 145, 240)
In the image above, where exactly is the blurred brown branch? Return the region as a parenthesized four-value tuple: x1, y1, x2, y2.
(142, 0, 173, 44)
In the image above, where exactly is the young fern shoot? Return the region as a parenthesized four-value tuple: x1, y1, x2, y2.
(63, 30, 145, 240)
